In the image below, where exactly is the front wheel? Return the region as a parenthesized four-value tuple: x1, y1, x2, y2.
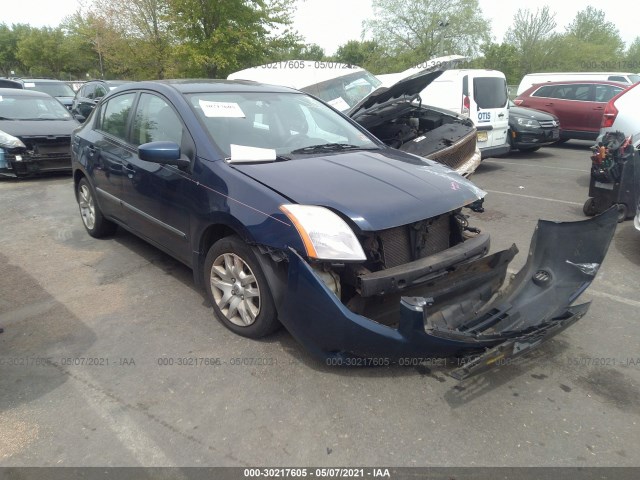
(76, 177, 117, 237)
(204, 236, 279, 338)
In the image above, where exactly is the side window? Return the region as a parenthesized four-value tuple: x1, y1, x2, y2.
(99, 93, 136, 141)
(608, 76, 626, 82)
(132, 93, 183, 146)
(595, 85, 624, 102)
(573, 84, 591, 101)
(85, 84, 96, 99)
(95, 85, 108, 98)
(532, 85, 554, 98)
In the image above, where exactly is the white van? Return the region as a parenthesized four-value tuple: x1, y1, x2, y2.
(517, 72, 640, 95)
(417, 69, 510, 158)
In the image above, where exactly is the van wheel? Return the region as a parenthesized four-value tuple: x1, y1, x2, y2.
(204, 236, 279, 338)
(616, 203, 628, 222)
(77, 178, 117, 237)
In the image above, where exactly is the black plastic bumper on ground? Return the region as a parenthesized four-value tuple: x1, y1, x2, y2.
(275, 208, 618, 378)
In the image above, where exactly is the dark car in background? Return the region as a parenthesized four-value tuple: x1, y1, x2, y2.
(71, 79, 616, 380)
(71, 80, 130, 121)
(508, 100, 560, 152)
(19, 78, 76, 110)
(0, 79, 23, 89)
(514, 80, 627, 142)
(0, 88, 79, 177)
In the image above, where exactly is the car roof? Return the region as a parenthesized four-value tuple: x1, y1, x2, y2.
(0, 87, 52, 97)
(531, 80, 628, 87)
(20, 78, 67, 83)
(85, 79, 129, 85)
(228, 61, 366, 89)
(126, 79, 300, 94)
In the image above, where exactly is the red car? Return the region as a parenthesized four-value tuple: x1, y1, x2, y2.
(514, 80, 628, 141)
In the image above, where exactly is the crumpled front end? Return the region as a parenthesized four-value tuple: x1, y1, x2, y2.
(1, 135, 72, 178)
(274, 208, 618, 379)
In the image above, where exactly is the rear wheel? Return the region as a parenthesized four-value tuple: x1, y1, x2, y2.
(204, 236, 279, 338)
(616, 203, 628, 223)
(583, 198, 597, 217)
(77, 178, 117, 237)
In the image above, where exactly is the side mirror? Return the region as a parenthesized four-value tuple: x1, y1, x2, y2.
(138, 141, 190, 168)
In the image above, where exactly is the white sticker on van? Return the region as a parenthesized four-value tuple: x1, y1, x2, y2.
(24, 82, 36, 88)
(199, 100, 245, 118)
(478, 111, 491, 123)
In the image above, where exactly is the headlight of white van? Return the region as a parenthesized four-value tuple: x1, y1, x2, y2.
(280, 204, 366, 261)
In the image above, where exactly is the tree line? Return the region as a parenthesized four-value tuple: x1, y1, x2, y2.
(1, 0, 638, 85)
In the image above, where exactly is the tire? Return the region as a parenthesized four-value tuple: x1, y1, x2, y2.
(519, 146, 540, 152)
(204, 235, 279, 338)
(583, 198, 597, 217)
(76, 177, 117, 237)
(616, 203, 628, 223)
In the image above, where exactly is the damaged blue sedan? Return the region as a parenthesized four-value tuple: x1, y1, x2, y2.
(71, 80, 617, 379)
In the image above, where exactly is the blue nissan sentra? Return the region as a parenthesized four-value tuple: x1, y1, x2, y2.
(71, 80, 617, 379)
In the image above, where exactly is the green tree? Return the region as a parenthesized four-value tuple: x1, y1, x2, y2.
(167, 0, 299, 77)
(334, 40, 385, 71)
(504, 6, 560, 74)
(16, 27, 70, 77)
(363, 0, 490, 71)
(0, 24, 35, 76)
(85, 0, 174, 79)
(625, 37, 640, 71)
(555, 7, 625, 70)
(480, 42, 521, 84)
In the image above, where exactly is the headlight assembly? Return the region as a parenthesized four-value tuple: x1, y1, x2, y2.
(0, 130, 26, 149)
(280, 204, 366, 261)
(516, 118, 541, 128)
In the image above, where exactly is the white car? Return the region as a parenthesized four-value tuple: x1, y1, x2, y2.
(228, 56, 482, 177)
(600, 82, 640, 137)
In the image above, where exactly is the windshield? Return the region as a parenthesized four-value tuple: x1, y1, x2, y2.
(25, 82, 75, 97)
(188, 91, 378, 160)
(0, 95, 73, 120)
(302, 71, 382, 112)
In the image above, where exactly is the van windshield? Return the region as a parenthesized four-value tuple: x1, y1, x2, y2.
(473, 77, 507, 109)
(629, 74, 640, 83)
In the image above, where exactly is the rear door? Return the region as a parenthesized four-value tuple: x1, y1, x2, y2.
(471, 74, 509, 149)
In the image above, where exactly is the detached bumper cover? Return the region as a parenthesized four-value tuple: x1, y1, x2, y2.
(275, 208, 618, 378)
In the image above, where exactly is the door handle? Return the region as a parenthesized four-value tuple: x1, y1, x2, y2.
(544, 103, 554, 106)
(593, 107, 604, 110)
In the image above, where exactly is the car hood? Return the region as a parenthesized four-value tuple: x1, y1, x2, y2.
(0, 119, 78, 137)
(509, 105, 557, 121)
(347, 55, 468, 118)
(232, 149, 485, 232)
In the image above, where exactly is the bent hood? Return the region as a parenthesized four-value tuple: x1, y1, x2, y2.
(0, 119, 78, 138)
(348, 55, 469, 118)
(233, 149, 485, 231)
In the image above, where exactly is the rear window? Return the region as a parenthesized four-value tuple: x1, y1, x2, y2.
(532, 85, 555, 97)
(473, 77, 507, 109)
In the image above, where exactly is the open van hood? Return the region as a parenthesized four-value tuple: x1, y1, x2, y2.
(347, 55, 469, 118)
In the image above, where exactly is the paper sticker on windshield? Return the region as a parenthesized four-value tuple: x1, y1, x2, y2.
(0, 96, 3, 102)
(24, 82, 36, 88)
(327, 97, 350, 111)
(199, 100, 245, 118)
(229, 144, 276, 163)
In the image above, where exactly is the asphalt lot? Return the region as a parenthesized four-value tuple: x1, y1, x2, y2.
(1, 141, 639, 467)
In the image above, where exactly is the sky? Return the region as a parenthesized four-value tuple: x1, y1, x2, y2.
(1, 0, 638, 56)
